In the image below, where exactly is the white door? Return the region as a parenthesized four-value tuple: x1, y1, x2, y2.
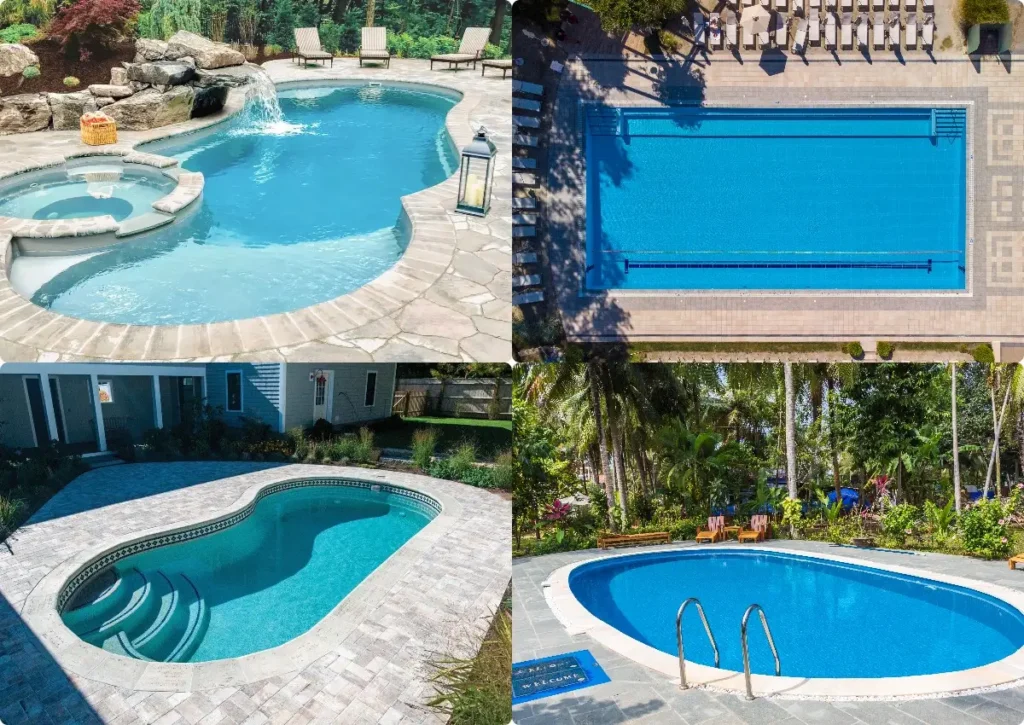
(313, 370, 334, 423)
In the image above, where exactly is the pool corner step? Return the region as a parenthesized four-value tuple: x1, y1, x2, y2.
(131, 572, 205, 663)
(115, 211, 176, 238)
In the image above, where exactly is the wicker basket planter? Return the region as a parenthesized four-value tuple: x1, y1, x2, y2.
(80, 114, 117, 146)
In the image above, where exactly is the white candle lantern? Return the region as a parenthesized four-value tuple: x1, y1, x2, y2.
(456, 127, 497, 217)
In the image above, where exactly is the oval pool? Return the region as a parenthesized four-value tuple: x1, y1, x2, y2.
(23, 82, 459, 325)
(60, 480, 437, 662)
(567, 549, 1024, 679)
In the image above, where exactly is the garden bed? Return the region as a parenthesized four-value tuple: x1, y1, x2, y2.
(0, 38, 134, 95)
(364, 416, 512, 461)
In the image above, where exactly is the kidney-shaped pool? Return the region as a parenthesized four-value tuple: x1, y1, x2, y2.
(60, 480, 438, 662)
(18, 81, 458, 326)
(567, 549, 1024, 680)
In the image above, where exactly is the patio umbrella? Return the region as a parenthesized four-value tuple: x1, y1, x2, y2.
(740, 4, 772, 35)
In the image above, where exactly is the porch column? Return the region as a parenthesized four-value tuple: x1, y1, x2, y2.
(90, 373, 107, 452)
(152, 375, 164, 429)
(38, 372, 60, 444)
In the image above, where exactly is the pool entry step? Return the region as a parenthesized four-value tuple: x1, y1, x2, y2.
(62, 568, 209, 663)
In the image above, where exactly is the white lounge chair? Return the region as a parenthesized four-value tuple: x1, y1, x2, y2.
(889, 15, 901, 48)
(727, 15, 739, 47)
(873, 12, 885, 47)
(294, 27, 334, 67)
(873, 0, 883, 9)
(758, 24, 771, 47)
(825, 12, 837, 48)
(841, 13, 852, 48)
(794, 17, 808, 52)
(775, 0, 787, 10)
(694, 12, 707, 47)
(922, 14, 934, 48)
(889, 0, 899, 9)
(359, 26, 391, 67)
(809, 0, 820, 10)
(841, 0, 852, 12)
(906, 13, 917, 48)
(430, 27, 490, 70)
(923, 0, 933, 10)
(858, 0, 868, 11)
(809, 10, 821, 44)
(774, 14, 788, 46)
(906, 0, 916, 10)
(710, 12, 723, 48)
(856, 14, 868, 48)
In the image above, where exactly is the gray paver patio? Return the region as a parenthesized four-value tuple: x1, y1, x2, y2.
(0, 462, 511, 724)
(0, 58, 512, 364)
(513, 540, 1024, 724)
(536, 40, 1024, 348)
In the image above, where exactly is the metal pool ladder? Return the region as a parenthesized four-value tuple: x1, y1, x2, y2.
(675, 597, 719, 689)
(740, 603, 781, 700)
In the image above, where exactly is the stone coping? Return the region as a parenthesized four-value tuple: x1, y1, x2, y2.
(19, 470, 462, 692)
(543, 545, 1024, 700)
(0, 59, 512, 362)
(0, 151, 204, 243)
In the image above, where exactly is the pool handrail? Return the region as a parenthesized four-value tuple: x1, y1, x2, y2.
(675, 597, 720, 689)
(740, 603, 781, 700)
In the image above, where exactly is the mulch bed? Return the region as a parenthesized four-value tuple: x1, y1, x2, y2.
(0, 38, 135, 96)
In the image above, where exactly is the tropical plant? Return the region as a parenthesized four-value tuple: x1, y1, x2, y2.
(924, 498, 956, 541)
(959, 500, 1012, 558)
(0, 495, 25, 544)
(881, 503, 920, 545)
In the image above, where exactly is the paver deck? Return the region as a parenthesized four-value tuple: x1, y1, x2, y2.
(513, 539, 1024, 724)
(0, 462, 511, 724)
(0, 59, 512, 363)
(539, 39, 1024, 346)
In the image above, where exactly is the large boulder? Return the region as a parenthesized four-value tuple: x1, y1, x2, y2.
(103, 86, 194, 130)
(193, 64, 259, 88)
(126, 61, 195, 87)
(134, 38, 187, 63)
(0, 44, 39, 78)
(88, 84, 133, 99)
(0, 94, 51, 134)
(47, 92, 98, 130)
(110, 67, 128, 86)
(166, 31, 245, 70)
(191, 85, 228, 118)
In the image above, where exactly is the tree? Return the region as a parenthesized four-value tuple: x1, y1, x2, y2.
(951, 363, 962, 513)
(488, 0, 504, 45)
(269, 0, 297, 47)
(784, 362, 797, 500)
(589, 0, 686, 33)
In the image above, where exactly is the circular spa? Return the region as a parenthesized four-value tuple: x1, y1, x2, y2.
(58, 480, 438, 663)
(10, 81, 459, 326)
(566, 549, 1024, 682)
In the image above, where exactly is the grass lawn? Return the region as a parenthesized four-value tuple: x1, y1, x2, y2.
(365, 416, 513, 460)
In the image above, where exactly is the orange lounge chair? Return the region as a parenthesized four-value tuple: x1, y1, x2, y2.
(1009, 554, 1024, 570)
(738, 514, 770, 543)
(695, 515, 725, 543)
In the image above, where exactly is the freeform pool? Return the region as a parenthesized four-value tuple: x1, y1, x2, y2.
(22, 83, 458, 325)
(60, 481, 436, 662)
(585, 106, 968, 292)
(566, 549, 1024, 680)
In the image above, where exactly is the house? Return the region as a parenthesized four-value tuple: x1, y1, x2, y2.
(0, 363, 396, 454)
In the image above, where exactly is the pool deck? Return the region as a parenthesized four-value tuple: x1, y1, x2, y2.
(513, 540, 1024, 724)
(529, 21, 1024, 349)
(0, 462, 511, 724)
(0, 58, 512, 364)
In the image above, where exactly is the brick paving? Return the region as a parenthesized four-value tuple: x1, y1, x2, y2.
(513, 539, 1024, 724)
(0, 59, 512, 363)
(0, 462, 510, 724)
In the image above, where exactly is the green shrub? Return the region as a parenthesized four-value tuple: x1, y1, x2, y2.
(970, 343, 995, 363)
(656, 29, 679, 54)
(21, 64, 39, 79)
(960, 500, 1011, 558)
(0, 495, 25, 542)
(269, 0, 296, 49)
(0, 0, 54, 28)
(842, 341, 865, 359)
(63, 76, 80, 88)
(306, 418, 334, 441)
(411, 428, 438, 470)
(881, 503, 920, 545)
(319, 19, 341, 53)
(150, 0, 202, 39)
(446, 441, 477, 480)
(387, 32, 459, 59)
(0, 23, 39, 43)
(959, 0, 1009, 26)
(352, 427, 380, 464)
(876, 341, 894, 360)
(489, 451, 515, 490)
(295, 0, 316, 27)
(924, 498, 956, 541)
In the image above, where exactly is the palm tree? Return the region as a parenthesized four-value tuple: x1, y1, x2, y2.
(784, 362, 797, 500)
(951, 362, 961, 513)
(656, 420, 739, 515)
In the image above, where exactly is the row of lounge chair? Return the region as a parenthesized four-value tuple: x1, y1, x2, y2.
(696, 514, 773, 543)
(293, 25, 494, 71)
(695, 10, 934, 51)
(513, 75, 544, 308)
(734, 0, 931, 10)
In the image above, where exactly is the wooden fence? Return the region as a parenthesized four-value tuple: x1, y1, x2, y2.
(392, 378, 512, 419)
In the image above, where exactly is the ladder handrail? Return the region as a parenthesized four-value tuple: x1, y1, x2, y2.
(675, 597, 720, 690)
(740, 603, 781, 700)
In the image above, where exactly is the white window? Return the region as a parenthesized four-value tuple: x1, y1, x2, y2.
(226, 371, 243, 413)
(315, 374, 327, 406)
(364, 371, 377, 407)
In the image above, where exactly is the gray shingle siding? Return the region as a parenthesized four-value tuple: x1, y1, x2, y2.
(283, 364, 395, 431)
(205, 364, 284, 432)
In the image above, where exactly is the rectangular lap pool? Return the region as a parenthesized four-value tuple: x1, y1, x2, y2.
(585, 106, 968, 292)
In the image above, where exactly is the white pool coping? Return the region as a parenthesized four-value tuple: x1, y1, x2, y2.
(19, 472, 461, 692)
(543, 545, 1024, 700)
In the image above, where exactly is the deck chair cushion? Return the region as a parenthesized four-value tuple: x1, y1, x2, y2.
(294, 27, 331, 58)
(361, 27, 389, 54)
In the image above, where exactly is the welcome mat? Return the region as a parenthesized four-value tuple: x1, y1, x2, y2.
(512, 650, 610, 704)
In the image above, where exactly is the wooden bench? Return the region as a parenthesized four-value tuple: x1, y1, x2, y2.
(597, 532, 671, 549)
(1009, 554, 1024, 570)
(481, 58, 513, 77)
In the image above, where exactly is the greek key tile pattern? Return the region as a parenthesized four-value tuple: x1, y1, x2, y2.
(987, 231, 1024, 288)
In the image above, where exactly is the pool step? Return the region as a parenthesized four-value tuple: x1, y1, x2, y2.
(82, 569, 156, 643)
(166, 574, 209, 662)
(587, 108, 622, 136)
(118, 571, 206, 662)
(115, 211, 175, 238)
(931, 109, 965, 138)
(67, 164, 124, 183)
(62, 568, 130, 633)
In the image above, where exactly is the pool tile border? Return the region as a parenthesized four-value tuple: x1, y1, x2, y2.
(542, 544, 1024, 700)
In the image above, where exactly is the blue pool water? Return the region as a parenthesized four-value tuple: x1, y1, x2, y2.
(30, 84, 457, 325)
(569, 550, 1024, 678)
(0, 168, 175, 222)
(586, 107, 968, 291)
(61, 483, 435, 662)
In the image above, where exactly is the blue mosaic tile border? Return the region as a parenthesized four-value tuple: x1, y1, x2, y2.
(57, 477, 442, 612)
